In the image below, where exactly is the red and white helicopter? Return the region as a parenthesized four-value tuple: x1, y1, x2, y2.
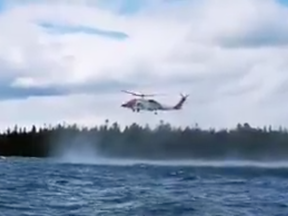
(121, 90, 189, 115)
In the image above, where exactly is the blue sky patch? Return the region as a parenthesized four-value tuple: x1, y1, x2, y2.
(115, 0, 148, 15)
(96, 0, 147, 15)
(39, 22, 128, 40)
(277, 0, 288, 5)
(0, 0, 7, 13)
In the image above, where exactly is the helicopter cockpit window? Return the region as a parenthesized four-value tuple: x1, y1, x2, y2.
(148, 99, 156, 103)
(148, 99, 161, 105)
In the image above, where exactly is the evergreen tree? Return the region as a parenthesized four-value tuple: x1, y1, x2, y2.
(0, 121, 287, 161)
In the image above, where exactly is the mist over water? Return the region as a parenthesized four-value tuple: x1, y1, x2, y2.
(53, 141, 101, 164)
(49, 137, 288, 169)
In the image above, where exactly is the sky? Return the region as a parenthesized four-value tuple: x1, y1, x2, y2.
(0, 0, 288, 130)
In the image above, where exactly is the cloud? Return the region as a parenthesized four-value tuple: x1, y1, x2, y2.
(38, 22, 129, 40)
(0, 0, 288, 130)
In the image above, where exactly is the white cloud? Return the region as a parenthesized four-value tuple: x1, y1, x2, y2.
(0, 0, 288, 130)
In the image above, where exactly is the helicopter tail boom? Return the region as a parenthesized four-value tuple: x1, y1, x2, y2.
(159, 93, 189, 111)
(172, 93, 189, 110)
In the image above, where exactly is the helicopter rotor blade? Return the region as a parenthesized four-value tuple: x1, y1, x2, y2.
(121, 90, 146, 97)
(121, 90, 165, 97)
(121, 90, 140, 96)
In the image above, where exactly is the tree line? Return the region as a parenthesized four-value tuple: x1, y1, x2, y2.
(0, 120, 288, 161)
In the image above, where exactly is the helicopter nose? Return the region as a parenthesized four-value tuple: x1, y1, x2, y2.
(121, 103, 127, 107)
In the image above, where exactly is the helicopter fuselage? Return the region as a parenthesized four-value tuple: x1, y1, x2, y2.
(120, 90, 188, 114)
(121, 98, 164, 113)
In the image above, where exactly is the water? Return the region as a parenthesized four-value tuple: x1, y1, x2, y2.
(0, 157, 288, 216)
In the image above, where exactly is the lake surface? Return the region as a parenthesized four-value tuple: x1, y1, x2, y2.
(0, 157, 288, 215)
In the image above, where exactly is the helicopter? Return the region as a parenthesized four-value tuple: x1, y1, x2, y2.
(121, 90, 189, 115)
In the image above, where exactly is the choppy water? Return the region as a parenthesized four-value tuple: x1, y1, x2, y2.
(0, 157, 288, 215)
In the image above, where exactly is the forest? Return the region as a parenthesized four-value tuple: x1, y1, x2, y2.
(0, 120, 288, 161)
